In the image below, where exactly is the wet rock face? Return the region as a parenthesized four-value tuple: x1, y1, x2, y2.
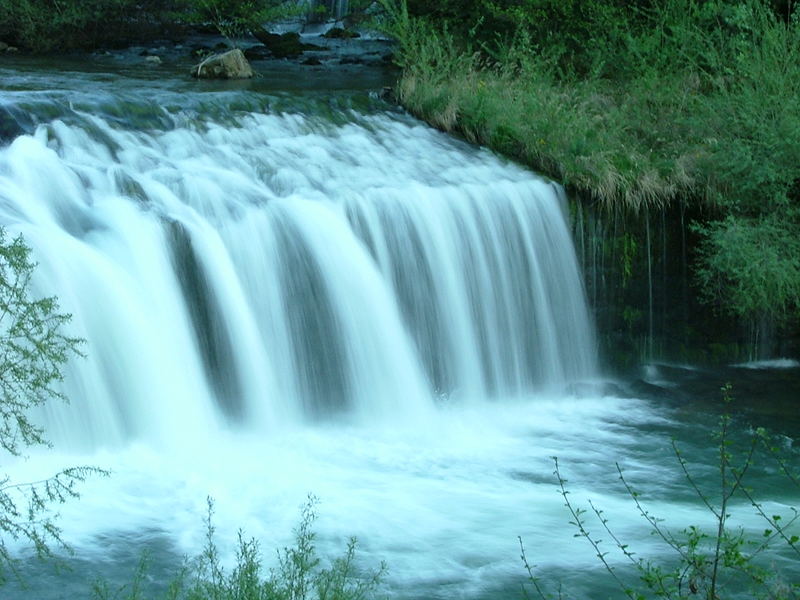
(191, 48, 254, 79)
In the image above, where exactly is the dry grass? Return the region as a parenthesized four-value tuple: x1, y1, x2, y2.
(396, 56, 701, 212)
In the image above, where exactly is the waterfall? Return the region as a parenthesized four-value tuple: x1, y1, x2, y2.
(306, 0, 350, 23)
(330, 0, 349, 20)
(0, 90, 596, 451)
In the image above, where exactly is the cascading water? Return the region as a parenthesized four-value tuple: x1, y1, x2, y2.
(306, 0, 350, 24)
(1, 87, 596, 451)
(1, 64, 795, 600)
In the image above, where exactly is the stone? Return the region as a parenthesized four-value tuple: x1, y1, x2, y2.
(323, 27, 360, 39)
(0, 42, 8, 52)
(252, 30, 323, 59)
(192, 49, 254, 79)
(145, 55, 162, 64)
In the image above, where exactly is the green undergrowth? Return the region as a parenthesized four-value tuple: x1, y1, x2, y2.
(0, 0, 305, 52)
(91, 496, 386, 600)
(381, 0, 800, 329)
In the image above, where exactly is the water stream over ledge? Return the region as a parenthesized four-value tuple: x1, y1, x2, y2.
(0, 61, 797, 599)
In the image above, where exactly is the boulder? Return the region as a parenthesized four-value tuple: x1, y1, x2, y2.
(252, 30, 323, 59)
(192, 49, 254, 79)
(0, 106, 27, 143)
(323, 27, 360, 39)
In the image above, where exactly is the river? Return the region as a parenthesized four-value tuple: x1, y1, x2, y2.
(0, 55, 798, 599)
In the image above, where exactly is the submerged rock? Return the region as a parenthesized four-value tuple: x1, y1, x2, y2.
(0, 106, 30, 143)
(243, 45, 271, 61)
(191, 48, 254, 79)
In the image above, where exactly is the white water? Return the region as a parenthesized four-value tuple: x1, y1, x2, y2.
(1, 85, 794, 598)
(8, 395, 691, 598)
(733, 358, 800, 369)
(0, 96, 597, 449)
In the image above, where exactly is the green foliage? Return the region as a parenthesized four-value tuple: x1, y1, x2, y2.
(0, 0, 186, 52)
(0, 229, 80, 456)
(393, 0, 797, 77)
(0, 228, 105, 583)
(381, 0, 800, 324)
(694, 215, 800, 321)
(0, 0, 301, 52)
(522, 385, 800, 599)
(176, 0, 307, 45)
(93, 496, 386, 600)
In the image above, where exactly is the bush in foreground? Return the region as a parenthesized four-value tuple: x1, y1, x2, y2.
(0, 228, 104, 583)
(92, 496, 386, 600)
(522, 385, 800, 599)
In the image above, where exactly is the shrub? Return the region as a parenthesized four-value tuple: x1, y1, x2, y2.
(0, 229, 104, 583)
(694, 215, 800, 323)
(92, 496, 386, 600)
(521, 385, 800, 599)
